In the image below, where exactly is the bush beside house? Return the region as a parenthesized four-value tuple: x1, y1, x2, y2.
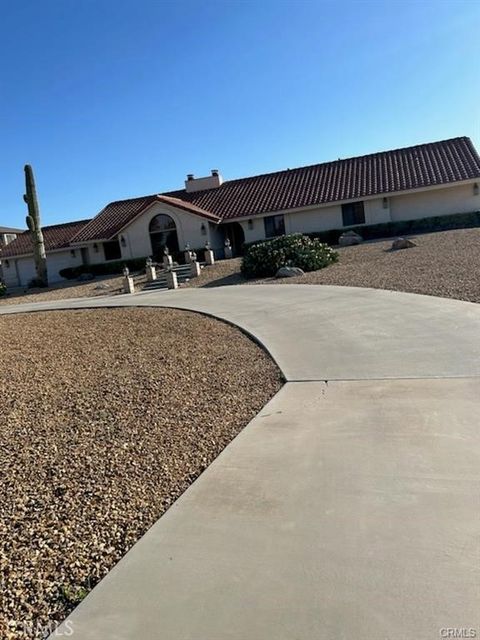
(59, 257, 148, 280)
(308, 210, 480, 245)
(241, 234, 338, 278)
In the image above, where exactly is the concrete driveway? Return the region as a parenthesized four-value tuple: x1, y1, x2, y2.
(2, 285, 478, 639)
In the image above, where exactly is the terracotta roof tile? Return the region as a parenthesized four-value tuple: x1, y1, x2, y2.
(0, 219, 90, 258)
(163, 137, 480, 220)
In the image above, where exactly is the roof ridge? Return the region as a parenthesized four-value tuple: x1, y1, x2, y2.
(205, 137, 473, 188)
(33, 218, 92, 231)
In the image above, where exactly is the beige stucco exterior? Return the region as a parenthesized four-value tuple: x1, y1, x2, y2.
(118, 201, 216, 259)
(389, 181, 479, 221)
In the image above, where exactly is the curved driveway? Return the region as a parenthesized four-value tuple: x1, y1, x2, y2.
(3, 284, 480, 380)
(3, 285, 479, 640)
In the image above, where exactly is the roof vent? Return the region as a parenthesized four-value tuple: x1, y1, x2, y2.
(185, 170, 223, 193)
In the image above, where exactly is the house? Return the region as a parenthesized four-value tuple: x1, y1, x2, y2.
(2, 136, 480, 288)
(1, 220, 89, 287)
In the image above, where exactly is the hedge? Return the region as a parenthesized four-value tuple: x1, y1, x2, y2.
(59, 257, 148, 280)
(308, 210, 480, 245)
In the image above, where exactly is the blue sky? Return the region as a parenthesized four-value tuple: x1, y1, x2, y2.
(1, 0, 479, 228)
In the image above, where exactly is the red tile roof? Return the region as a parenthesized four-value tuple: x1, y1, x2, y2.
(165, 137, 480, 220)
(71, 194, 220, 243)
(4, 137, 480, 251)
(71, 137, 480, 241)
(0, 219, 90, 258)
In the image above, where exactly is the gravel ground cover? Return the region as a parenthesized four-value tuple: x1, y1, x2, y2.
(0, 309, 282, 638)
(187, 228, 480, 303)
(0, 274, 147, 306)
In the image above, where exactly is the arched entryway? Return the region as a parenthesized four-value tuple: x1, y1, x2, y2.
(149, 214, 179, 261)
(223, 221, 245, 256)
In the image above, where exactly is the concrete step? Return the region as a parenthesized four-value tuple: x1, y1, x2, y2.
(142, 281, 169, 291)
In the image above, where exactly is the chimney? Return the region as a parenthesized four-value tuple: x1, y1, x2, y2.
(185, 169, 223, 193)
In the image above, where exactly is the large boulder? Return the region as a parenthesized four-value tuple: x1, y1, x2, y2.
(339, 230, 363, 246)
(275, 266, 305, 278)
(391, 237, 417, 250)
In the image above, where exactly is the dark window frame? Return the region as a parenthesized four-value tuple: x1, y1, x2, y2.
(103, 239, 122, 261)
(341, 201, 365, 226)
(264, 214, 286, 238)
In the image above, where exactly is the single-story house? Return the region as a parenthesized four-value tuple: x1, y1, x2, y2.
(2, 136, 480, 287)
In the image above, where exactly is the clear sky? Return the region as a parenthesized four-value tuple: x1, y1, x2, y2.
(1, 0, 479, 228)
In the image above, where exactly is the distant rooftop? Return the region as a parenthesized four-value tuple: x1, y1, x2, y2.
(0, 225, 24, 234)
(1, 219, 91, 258)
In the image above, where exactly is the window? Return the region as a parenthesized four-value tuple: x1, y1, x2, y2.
(103, 240, 122, 261)
(341, 201, 365, 226)
(264, 214, 285, 238)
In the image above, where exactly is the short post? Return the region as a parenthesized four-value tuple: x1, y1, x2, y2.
(224, 238, 233, 260)
(163, 246, 173, 269)
(165, 269, 178, 289)
(184, 243, 192, 264)
(190, 260, 201, 278)
(204, 241, 215, 266)
(123, 265, 135, 294)
(145, 257, 156, 282)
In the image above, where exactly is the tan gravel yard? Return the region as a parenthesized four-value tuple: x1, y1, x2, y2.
(187, 227, 480, 303)
(0, 309, 282, 638)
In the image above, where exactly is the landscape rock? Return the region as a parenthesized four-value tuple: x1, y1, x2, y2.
(339, 230, 363, 246)
(275, 266, 305, 278)
(391, 237, 417, 250)
(94, 283, 111, 290)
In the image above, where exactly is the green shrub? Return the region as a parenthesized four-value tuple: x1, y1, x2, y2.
(28, 277, 48, 289)
(0, 282, 6, 297)
(59, 257, 148, 280)
(241, 234, 338, 278)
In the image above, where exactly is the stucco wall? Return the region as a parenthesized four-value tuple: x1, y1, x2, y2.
(390, 182, 479, 222)
(237, 197, 390, 242)
(120, 202, 215, 259)
(1, 257, 33, 287)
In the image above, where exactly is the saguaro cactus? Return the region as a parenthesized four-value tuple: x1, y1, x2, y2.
(23, 164, 48, 286)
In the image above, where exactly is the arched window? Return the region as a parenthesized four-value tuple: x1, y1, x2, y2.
(149, 214, 176, 233)
(149, 214, 179, 260)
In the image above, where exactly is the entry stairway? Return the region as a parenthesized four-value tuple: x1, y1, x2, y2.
(142, 263, 203, 292)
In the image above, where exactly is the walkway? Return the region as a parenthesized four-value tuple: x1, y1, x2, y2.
(2, 285, 479, 639)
